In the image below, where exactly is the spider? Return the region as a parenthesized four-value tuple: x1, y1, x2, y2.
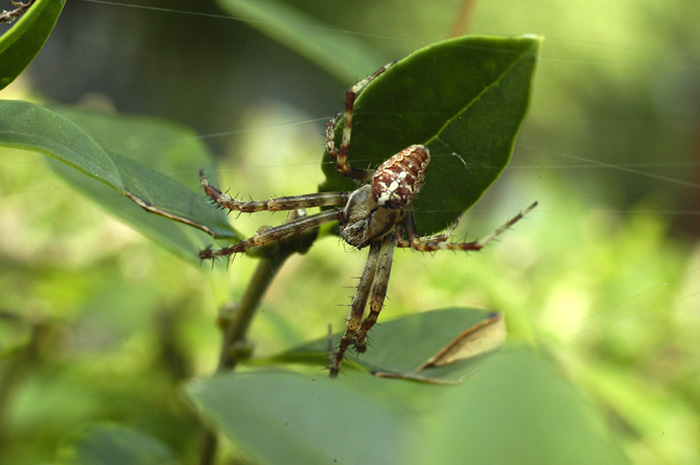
(199, 62, 537, 378)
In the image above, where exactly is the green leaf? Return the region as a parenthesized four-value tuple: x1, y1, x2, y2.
(217, 0, 385, 82)
(187, 371, 415, 465)
(49, 106, 239, 241)
(186, 348, 630, 465)
(0, 100, 123, 190)
(45, 107, 240, 263)
(321, 35, 541, 235)
(416, 348, 632, 465)
(261, 308, 505, 382)
(55, 423, 180, 465)
(0, 101, 239, 263)
(0, 0, 65, 90)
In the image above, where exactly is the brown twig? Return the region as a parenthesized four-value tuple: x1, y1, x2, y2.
(448, 0, 478, 37)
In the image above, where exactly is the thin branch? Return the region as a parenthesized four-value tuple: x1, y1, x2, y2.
(197, 212, 319, 465)
(448, 0, 478, 38)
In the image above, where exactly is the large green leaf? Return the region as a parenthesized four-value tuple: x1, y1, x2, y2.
(45, 107, 240, 263)
(0, 100, 123, 190)
(415, 348, 631, 465)
(46, 153, 229, 265)
(0, 0, 65, 90)
(55, 424, 180, 465)
(186, 348, 630, 465)
(0, 101, 239, 263)
(50, 107, 238, 240)
(321, 35, 541, 235)
(188, 371, 414, 465)
(217, 0, 384, 82)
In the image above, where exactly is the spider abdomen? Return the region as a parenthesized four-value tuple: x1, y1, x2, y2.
(372, 145, 430, 209)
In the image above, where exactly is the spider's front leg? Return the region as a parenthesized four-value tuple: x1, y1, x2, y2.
(326, 61, 396, 182)
(199, 209, 343, 259)
(200, 170, 349, 212)
(198, 170, 350, 259)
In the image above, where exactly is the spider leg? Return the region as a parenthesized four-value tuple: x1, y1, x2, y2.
(200, 209, 342, 259)
(403, 210, 460, 244)
(326, 61, 396, 182)
(329, 239, 381, 378)
(353, 234, 395, 353)
(396, 201, 537, 252)
(200, 170, 349, 212)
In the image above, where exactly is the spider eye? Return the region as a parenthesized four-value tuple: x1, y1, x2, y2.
(372, 145, 430, 209)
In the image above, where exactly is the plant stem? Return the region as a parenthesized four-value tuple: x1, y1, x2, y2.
(197, 216, 318, 465)
(197, 254, 288, 465)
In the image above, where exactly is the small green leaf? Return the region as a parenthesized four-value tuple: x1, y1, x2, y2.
(217, 0, 385, 82)
(0, 0, 65, 90)
(0, 100, 123, 190)
(55, 423, 180, 465)
(321, 35, 541, 235)
(265, 308, 503, 382)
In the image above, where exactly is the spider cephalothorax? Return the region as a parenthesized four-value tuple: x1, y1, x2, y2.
(199, 62, 536, 377)
(339, 144, 429, 248)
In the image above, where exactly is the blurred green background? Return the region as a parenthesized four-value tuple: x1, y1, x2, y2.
(1, 0, 698, 464)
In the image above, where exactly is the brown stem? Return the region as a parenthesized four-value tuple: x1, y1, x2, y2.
(448, 0, 478, 37)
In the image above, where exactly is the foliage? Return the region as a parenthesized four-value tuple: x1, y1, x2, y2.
(1, 1, 698, 465)
(188, 348, 630, 465)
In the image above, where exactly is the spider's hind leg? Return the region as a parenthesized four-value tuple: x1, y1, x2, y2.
(329, 239, 382, 378)
(353, 234, 395, 353)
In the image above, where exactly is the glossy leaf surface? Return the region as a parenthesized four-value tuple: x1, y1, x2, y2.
(321, 35, 541, 235)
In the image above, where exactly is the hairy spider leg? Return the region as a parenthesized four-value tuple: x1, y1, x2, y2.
(198, 171, 351, 259)
(326, 61, 396, 182)
(199, 209, 343, 259)
(200, 170, 349, 212)
(395, 201, 538, 252)
(329, 239, 381, 378)
(353, 234, 395, 353)
(402, 210, 461, 244)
